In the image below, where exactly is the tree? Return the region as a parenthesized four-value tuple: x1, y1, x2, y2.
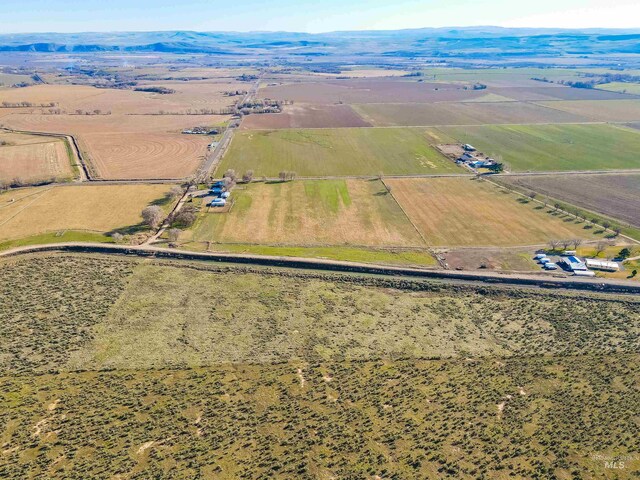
(631, 269, 638, 278)
(619, 247, 631, 260)
(528, 192, 537, 201)
(111, 232, 124, 243)
(553, 203, 561, 212)
(242, 170, 254, 183)
(223, 176, 236, 190)
(612, 227, 621, 237)
(571, 239, 583, 249)
(560, 239, 572, 250)
(287, 171, 297, 181)
(169, 185, 184, 199)
(141, 205, 164, 229)
(602, 221, 611, 230)
(548, 239, 562, 251)
(279, 171, 287, 182)
(173, 205, 197, 227)
(595, 241, 608, 256)
(167, 228, 181, 242)
(223, 169, 237, 182)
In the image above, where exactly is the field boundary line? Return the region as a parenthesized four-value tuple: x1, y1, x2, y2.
(2, 242, 640, 295)
(380, 178, 446, 268)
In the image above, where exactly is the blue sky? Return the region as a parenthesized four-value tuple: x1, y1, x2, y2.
(3, 0, 640, 33)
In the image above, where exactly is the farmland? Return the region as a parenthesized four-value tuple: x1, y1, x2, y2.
(440, 124, 640, 171)
(0, 184, 175, 242)
(0, 83, 233, 179)
(499, 174, 640, 228)
(240, 104, 371, 129)
(185, 179, 424, 247)
(536, 99, 640, 122)
(0, 254, 638, 478)
(259, 78, 488, 104)
(597, 82, 640, 95)
(219, 128, 460, 176)
(353, 100, 588, 126)
(4, 113, 222, 179)
(386, 177, 606, 246)
(0, 132, 74, 184)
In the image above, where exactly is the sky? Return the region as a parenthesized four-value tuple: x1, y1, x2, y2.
(2, 0, 640, 33)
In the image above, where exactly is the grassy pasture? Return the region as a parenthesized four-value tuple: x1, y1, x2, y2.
(597, 82, 640, 95)
(387, 177, 607, 246)
(0, 184, 175, 242)
(440, 124, 640, 172)
(219, 128, 460, 176)
(0, 133, 73, 184)
(353, 101, 588, 126)
(186, 179, 424, 247)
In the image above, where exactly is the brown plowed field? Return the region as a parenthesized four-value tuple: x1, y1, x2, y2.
(4, 114, 225, 179)
(259, 79, 487, 104)
(240, 104, 371, 129)
(535, 100, 640, 122)
(499, 174, 640, 228)
(492, 86, 639, 101)
(0, 134, 72, 184)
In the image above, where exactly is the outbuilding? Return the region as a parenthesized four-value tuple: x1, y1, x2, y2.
(562, 255, 588, 271)
(585, 259, 619, 272)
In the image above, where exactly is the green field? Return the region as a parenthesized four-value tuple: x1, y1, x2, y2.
(218, 128, 461, 176)
(1, 254, 639, 478)
(185, 179, 425, 247)
(440, 124, 640, 171)
(597, 82, 640, 95)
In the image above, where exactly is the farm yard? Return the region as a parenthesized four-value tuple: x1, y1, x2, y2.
(386, 177, 606, 246)
(219, 127, 460, 176)
(439, 124, 640, 172)
(499, 174, 640, 228)
(0, 184, 176, 243)
(0, 132, 74, 184)
(185, 179, 424, 247)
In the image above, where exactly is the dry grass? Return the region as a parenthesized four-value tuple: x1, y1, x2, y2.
(0, 184, 175, 241)
(0, 133, 73, 183)
(535, 99, 640, 122)
(187, 179, 424, 247)
(387, 177, 607, 247)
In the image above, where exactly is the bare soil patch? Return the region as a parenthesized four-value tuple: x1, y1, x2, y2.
(499, 174, 640, 228)
(259, 78, 487, 104)
(0, 133, 73, 184)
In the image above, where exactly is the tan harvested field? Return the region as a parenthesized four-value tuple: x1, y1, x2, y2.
(387, 178, 606, 247)
(187, 179, 425, 247)
(354, 101, 589, 126)
(440, 247, 540, 271)
(0, 184, 174, 241)
(4, 113, 224, 179)
(0, 133, 72, 183)
(240, 104, 371, 129)
(259, 79, 488, 104)
(500, 174, 640, 228)
(0, 83, 241, 114)
(536, 99, 640, 122)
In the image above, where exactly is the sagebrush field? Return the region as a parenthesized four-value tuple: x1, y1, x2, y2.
(0, 254, 638, 478)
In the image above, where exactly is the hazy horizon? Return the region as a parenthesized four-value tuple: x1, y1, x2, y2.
(2, 0, 639, 35)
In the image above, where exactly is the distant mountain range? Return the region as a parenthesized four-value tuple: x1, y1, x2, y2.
(0, 27, 639, 57)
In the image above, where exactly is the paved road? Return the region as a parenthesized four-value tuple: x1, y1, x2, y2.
(2, 242, 639, 295)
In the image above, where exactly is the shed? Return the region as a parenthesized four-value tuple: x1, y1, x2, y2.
(585, 259, 619, 272)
